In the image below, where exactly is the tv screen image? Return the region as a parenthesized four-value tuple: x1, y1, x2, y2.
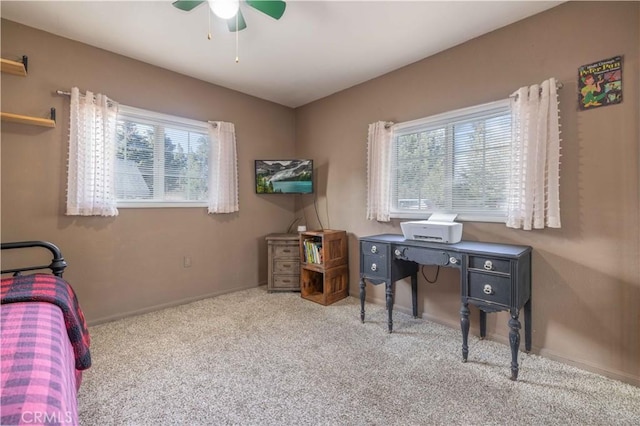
(255, 160, 313, 194)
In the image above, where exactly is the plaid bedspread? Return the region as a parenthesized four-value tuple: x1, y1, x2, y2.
(1, 274, 91, 370)
(1, 302, 80, 425)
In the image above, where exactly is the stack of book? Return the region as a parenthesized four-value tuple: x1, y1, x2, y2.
(303, 239, 323, 264)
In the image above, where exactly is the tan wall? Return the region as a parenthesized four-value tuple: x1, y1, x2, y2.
(1, 20, 297, 323)
(2, 2, 639, 386)
(295, 1, 639, 385)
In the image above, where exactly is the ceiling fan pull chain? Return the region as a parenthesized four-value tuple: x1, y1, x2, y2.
(207, 7, 212, 40)
(235, 12, 239, 63)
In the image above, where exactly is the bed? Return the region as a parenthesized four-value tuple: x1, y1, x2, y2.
(1, 241, 91, 426)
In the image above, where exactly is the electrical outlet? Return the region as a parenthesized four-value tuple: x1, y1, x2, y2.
(183, 256, 192, 268)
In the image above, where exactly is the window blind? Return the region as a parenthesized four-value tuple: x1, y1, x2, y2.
(115, 105, 210, 205)
(391, 100, 511, 221)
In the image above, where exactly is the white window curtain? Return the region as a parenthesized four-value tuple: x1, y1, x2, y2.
(208, 121, 239, 214)
(66, 87, 119, 216)
(506, 78, 562, 230)
(366, 121, 393, 222)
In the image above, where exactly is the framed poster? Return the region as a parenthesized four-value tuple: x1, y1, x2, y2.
(578, 55, 623, 110)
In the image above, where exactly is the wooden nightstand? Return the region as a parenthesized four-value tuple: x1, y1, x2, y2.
(266, 233, 300, 292)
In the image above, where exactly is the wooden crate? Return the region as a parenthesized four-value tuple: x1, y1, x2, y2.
(300, 229, 348, 269)
(301, 264, 349, 306)
(299, 229, 349, 306)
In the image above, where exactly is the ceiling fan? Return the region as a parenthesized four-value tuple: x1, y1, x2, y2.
(172, 0, 286, 32)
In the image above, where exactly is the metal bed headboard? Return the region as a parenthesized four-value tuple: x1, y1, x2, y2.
(1, 241, 67, 277)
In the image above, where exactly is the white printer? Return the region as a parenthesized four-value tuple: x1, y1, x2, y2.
(400, 213, 463, 244)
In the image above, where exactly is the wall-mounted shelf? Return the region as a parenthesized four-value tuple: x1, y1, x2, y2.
(1, 56, 28, 76)
(1, 56, 55, 128)
(1, 109, 56, 128)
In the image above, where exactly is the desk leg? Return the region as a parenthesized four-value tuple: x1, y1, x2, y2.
(386, 281, 394, 333)
(524, 298, 532, 352)
(359, 278, 366, 323)
(411, 273, 418, 318)
(508, 315, 521, 381)
(460, 303, 470, 362)
(479, 310, 486, 340)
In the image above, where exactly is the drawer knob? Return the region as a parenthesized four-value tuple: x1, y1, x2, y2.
(449, 257, 457, 265)
(483, 260, 493, 271)
(371, 263, 378, 272)
(483, 284, 493, 295)
(371, 245, 378, 254)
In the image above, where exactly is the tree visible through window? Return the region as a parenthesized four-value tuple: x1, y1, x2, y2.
(115, 106, 210, 205)
(391, 100, 511, 222)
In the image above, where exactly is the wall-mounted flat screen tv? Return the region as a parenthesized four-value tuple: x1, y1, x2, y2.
(255, 160, 313, 194)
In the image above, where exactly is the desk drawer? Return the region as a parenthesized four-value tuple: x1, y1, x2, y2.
(361, 241, 388, 257)
(468, 271, 510, 307)
(362, 254, 388, 279)
(469, 256, 510, 274)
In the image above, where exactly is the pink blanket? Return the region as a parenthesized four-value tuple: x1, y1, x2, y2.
(1, 274, 91, 370)
(1, 302, 80, 425)
(1, 274, 90, 425)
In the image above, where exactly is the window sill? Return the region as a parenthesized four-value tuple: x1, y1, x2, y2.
(117, 201, 207, 208)
(391, 212, 507, 224)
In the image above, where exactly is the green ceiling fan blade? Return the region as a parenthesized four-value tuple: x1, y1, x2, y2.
(246, 0, 286, 20)
(172, 0, 206, 12)
(227, 9, 247, 32)
(171, 0, 283, 32)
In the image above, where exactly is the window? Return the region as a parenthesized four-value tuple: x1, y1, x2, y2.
(391, 99, 511, 222)
(115, 106, 211, 207)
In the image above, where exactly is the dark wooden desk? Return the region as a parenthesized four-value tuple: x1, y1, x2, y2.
(359, 234, 532, 380)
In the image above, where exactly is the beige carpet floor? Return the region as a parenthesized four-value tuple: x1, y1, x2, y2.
(78, 287, 640, 425)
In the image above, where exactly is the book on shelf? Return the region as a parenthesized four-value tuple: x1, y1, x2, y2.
(303, 239, 323, 264)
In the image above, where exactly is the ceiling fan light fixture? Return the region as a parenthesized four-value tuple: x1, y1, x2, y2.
(209, 0, 239, 20)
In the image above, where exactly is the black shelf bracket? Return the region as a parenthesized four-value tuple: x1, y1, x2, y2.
(50, 107, 56, 123)
(22, 55, 28, 73)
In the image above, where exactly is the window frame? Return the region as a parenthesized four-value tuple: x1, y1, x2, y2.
(115, 105, 211, 208)
(389, 99, 512, 223)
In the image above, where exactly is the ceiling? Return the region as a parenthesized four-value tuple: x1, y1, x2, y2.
(0, 1, 562, 108)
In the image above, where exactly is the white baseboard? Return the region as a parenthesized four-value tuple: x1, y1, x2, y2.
(366, 295, 416, 317)
(536, 347, 640, 387)
(88, 283, 263, 326)
(418, 312, 640, 387)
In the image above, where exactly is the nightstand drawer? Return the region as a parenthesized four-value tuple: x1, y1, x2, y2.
(274, 245, 299, 258)
(273, 275, 299, 289)
(274, 260, 299, 274)
(468, 271, 511, 307)
(469, 256, 510, 274)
